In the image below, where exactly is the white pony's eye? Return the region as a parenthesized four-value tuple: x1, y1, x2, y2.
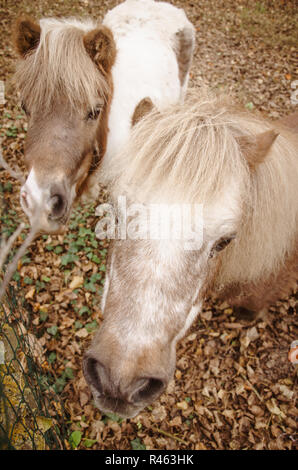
(209, 234, 236, 258)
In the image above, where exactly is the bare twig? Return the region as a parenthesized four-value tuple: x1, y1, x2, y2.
(0, 147, 25, 184)
(0, 221, 40, 301)
(240, 373, 263, 402)
(152, 426, 188, 445)
(0, 223, 25, 269)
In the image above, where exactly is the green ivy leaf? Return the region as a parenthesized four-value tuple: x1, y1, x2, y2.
(103, 412, 123, 423)
(79, 306, 90, 316)
(85, 321, 98, 333)
(40, 311, 48, 322)
(60, 253, 79, 266)
(65, 367, 74, 379)
(84, 282, 97, 293)
(69, 430, 82, 449)
(48, 352, 56, 364)
(47, 325, 58, 336)
(83, 439, 97, 448)
(75, 320, 83, 330)
(131, 438, 146, 450)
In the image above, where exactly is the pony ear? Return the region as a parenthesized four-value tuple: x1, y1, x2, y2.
(131, 97, 155, 126)
(238, 129, 278, 169)
(83, 26, 116, 74)
(14, 17, 41, 57)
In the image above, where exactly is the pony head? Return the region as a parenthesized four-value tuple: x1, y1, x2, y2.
(13, 17, 116, 233)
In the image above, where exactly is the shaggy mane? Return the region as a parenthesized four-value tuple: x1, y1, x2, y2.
(103, 88, 298, 283)
(14, 18, 110, 113)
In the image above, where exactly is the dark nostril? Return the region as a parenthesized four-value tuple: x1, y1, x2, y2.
(49, 193, 66, 220)
(130, 377, 166, 404)
(83, 355, 105, 397)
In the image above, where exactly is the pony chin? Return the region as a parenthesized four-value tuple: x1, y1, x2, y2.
(91, 392, 143, 419)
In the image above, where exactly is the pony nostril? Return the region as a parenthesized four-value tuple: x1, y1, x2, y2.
(82, 355, 105, 397)
(130, 377, 166, 404)
(48, 193, 66, 220)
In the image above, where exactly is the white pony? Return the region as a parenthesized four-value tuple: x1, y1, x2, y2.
(83, 89, 298, 418)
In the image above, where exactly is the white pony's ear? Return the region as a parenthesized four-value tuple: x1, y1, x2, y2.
(83, 26, 116, 74)
(131, 97, 155, 127)
(14, 16, 41, 57)
(238, 129, 278, 170)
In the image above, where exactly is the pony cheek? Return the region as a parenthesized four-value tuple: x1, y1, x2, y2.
(23, 150, 33, 171)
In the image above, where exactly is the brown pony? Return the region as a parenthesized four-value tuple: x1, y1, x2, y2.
(13, 17, 115, 233)
(83, 89, 298, 418)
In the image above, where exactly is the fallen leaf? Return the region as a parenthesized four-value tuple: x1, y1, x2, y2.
(25, 287, 35, 299)
(75, 328, 89, 338)
(152, 404, 167, 422)
(276, 384, 294, 400)
(266, 399, 286, 419)
(36, 416, 53, 433)
(177, 401, 188, 411)
(69, 275, 84, 290)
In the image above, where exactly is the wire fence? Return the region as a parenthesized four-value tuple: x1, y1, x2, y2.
(0, 288, 68, 450)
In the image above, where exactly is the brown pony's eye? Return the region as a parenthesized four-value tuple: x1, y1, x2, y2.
(209, 234, 236, 258)
(86, 105, 102, 121)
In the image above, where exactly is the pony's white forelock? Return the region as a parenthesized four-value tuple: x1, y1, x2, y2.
(102, 88, 298, 284)
(102, 88, 251, 205)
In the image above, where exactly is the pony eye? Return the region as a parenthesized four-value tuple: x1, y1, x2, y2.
(209, 234, 236, 258)
(86, 105, 102, 121)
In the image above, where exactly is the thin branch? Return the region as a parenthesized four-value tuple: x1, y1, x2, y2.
(0, 147, 25, 184)
(240, 373, 263, 402)
(151, 426, 188, 445)
(0, 222, 40, 301)
(0, 223, 25, 269)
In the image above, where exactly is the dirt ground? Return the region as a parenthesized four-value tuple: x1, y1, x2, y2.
(0, 0, 297, 450)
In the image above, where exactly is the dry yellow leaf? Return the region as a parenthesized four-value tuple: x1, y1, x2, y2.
(75, 328, 89, 338)
(36, 416, 53, 433)
(69, 275, 84, 290)
(177, 401, 188, 411)
(25, 287, 35, 299)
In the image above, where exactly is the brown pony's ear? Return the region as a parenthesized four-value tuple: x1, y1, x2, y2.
(83, 26, 116, 74)
(14, 16, 41, 57)
(238, 129, 278, 170)
(131, 97, 154, 126)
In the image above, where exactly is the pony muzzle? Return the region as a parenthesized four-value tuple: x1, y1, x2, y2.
(82, 352, 168, 418)
(20, 171, 72, 232)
